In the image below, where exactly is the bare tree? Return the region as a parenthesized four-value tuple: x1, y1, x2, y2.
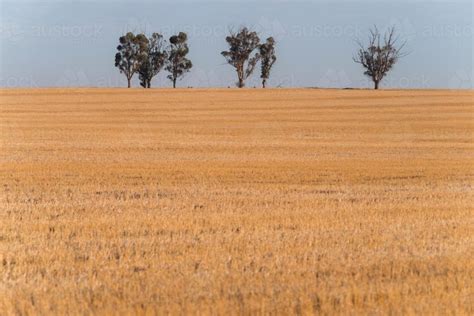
(115, 32, 148, 88)
(259, 37, 277, 88)
(165, 32, 192, 88)
(138, 33, 168, 88)
(353, 26, 407, 90)
(221, 27, 261, 88)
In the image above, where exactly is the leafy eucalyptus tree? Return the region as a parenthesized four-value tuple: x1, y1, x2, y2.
(259, 37, 277, 88)
(221, 27, 261, 88)
(138, 33, 168, 88)
(115, 32, 148, 88)
(165, 32, 192, 88)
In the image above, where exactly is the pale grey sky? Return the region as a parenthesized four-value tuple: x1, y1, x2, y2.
(0, 0, 472, 88)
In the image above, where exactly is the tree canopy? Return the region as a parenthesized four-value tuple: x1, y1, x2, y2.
(221, 27, 261, 88)
(353, 27, 407, 89)
(115, 32, 148, 88)
(165, 32, 193, 88)
(259, 37, 277, 88)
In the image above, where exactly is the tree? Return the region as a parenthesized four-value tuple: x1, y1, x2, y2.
(165, 32, 192, 88)
(221, 27, 261, 88)
(138, 33, 168, 88)
(115, 32, 148, 88)
(259, 37, 277, 88)
(353, 26, 407, 90)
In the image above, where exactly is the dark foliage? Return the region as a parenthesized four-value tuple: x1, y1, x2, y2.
(138, 33, 168, 88)
(221, 27, 261, 88)
(115, 32, 148, 88)
(165, 32, 192, 88)
(259, 37, 277, 88)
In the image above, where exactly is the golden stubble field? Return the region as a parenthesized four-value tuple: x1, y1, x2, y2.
(0, 88, 473, 315)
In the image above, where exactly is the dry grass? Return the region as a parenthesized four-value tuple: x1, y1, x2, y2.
(0, 88, 473, 315)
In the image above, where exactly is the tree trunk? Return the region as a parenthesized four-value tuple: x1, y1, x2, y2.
(173, 78, 177, 89)
(237, 66, 244, 88)
(374, 80, 379, 90)
(238, 78, 244, 88)
(127, 78, 131, 88)
(262, 79, 266, 89)
(147, 80, 151, 89)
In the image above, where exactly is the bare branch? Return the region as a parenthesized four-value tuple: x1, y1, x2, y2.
(352, 25, 408, 89)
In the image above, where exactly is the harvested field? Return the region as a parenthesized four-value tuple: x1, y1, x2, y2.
(1, 88, 473, 314)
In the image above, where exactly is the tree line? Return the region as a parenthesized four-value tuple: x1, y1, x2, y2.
(115, 26, 405, 90)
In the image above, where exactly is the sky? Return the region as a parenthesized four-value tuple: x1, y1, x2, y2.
(0, 0, 472, 89)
